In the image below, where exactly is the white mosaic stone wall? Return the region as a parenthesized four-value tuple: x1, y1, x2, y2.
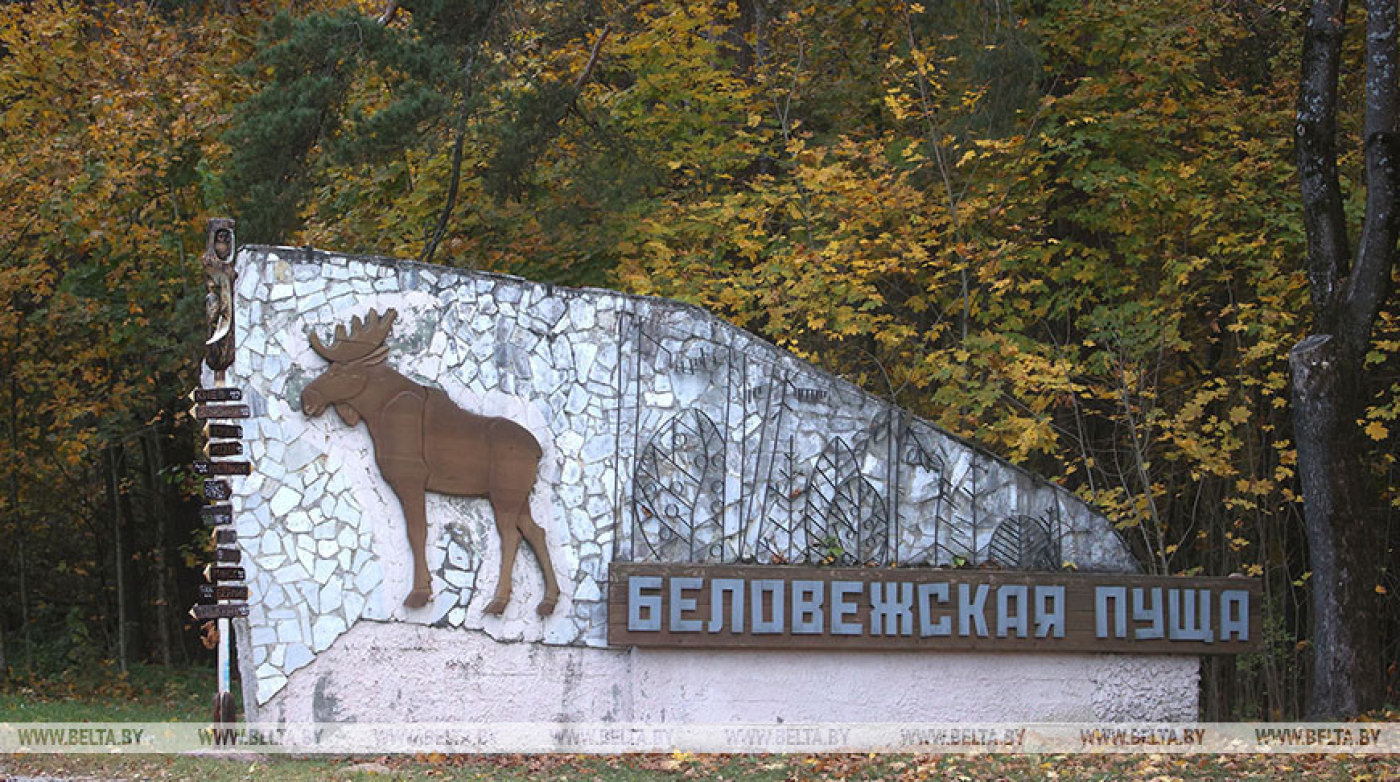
(224, 246, 1140, 709)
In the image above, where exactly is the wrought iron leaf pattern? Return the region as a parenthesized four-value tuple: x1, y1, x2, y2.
(986, 514, 1059, 571)
(801, 438, 891, 565)
(632, 410, 728, 562)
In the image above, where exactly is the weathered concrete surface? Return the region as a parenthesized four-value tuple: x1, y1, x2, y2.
(254, 621, 1199, 723)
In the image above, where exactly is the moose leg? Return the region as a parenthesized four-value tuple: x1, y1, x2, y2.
(484, 508, 521, 615)
(518, 513, 560, 616)
(390, 482, 433, 609)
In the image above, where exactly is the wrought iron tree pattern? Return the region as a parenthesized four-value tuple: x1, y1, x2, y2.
(632, 409, 728, 562)
(752, 438, 802, 564)
(894, 429, 948, 565)
(619, 318, 1077, 571)
(801, 438, 891, 565)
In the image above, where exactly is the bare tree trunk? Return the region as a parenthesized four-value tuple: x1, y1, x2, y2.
(420, 112, 469, 266)
(139, 430, 172, 667)
(1290, 337, 1385, 716)
(8, 372, 30, 673)
(376, 0, 400, 26)
(0, 598, 7, 678)
(1293, 0, 1397, 718)
(17, 534, 29, 672)
(106, 446, 129, 675)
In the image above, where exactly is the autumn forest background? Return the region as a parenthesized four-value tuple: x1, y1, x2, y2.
(0, 0, 1395, 720)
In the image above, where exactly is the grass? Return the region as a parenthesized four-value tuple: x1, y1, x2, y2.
(0, 662, 229, 722)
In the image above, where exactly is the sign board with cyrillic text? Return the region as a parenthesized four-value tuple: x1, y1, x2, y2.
(607, 563, 1261, 655)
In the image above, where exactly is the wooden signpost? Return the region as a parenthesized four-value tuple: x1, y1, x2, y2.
(192, 395, 249, 727)
(200, 584, 249, 601)
(191, 604, 251, 620)
(204, 565, 246, 582)
(204, 441, 243, 458)
(200, 504, 233, 527)
(190, 387, 243, 403)
(192, 460, 251, 476)
(203, 423, 243, 440)
(191, 217, 245, 725)
(191, 403, 251, 420)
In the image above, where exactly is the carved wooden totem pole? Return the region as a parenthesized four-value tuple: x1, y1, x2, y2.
(191, 217, 251, 724)
(202, 219, 237, 379)
(302, 309, 560, 615)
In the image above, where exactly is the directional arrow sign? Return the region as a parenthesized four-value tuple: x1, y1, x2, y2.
(213, 529, 237, 545)
(199, 584, 249, 601)
(203, 441, 243, 458)
(202, 480, 232, 501)
(200, 504, 233, 526)
(204, 565, 245, 582)
(190, 404, 250, 420)
(190, 604, 249, 620)
(192, 460, 251, 476)
(215, 547, 241, 564)
(203, 422, 243, 440)
(189, 387, 243, 403)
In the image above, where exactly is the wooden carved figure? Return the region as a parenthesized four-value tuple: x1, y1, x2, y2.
(201, 218, 237, 375)
(301, 308, 559, 615)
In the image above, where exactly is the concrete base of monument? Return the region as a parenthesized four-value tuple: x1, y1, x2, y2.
(240, 621, 1199, 723)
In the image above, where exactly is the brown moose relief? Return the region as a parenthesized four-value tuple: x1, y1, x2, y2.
(300, 308, 560, 616)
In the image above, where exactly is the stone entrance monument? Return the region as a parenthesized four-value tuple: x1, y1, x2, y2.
(223, 246, 1256, 725)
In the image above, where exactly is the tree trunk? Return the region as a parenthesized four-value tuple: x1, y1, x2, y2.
(106, 445, 129, 675)
(1293, 0, 1396, 718)
(7, 369, 31, 673)
(139, 430, 173, 667)
(17, 533, 30, 672)
(1289, 335, 1385, 717)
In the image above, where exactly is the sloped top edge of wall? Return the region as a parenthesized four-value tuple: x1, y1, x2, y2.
(241, 243, 1136, 572)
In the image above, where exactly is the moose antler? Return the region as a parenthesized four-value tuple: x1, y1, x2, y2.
(310, 308, 398, 363)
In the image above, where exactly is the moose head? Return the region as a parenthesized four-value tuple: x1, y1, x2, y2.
(301, 308, 559, 615)
(301, 309, 398, 427)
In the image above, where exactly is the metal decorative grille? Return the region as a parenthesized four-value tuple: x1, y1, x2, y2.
(986, 513, 1060, 571)
(631, 409, 729, 563)
(801, 438, 891, 565)
(616, 312, 1080, 571)
(752, 439, 802, 564)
